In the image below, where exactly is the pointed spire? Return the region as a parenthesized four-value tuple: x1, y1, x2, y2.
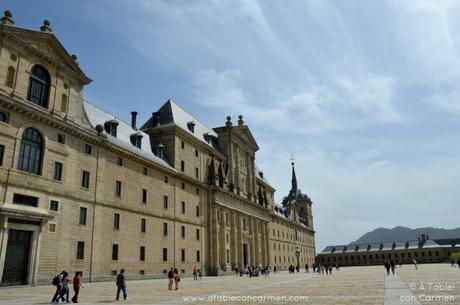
(291, 156, 298, 193)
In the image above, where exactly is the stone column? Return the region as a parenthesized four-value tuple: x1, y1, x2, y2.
(219, 209, 227, 270)
(0, 217, 9, 281)
(265, 222, 270, 266)
(250, 156, 256, 202)
(236, 215, 243, 266)
(235, 145, 240, 195)
(230, 211, 238, 268)
(260, 222, 267, 265)
(210, 207, 219, 273)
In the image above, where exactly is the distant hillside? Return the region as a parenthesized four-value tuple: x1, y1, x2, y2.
(350, 226, 460, 244)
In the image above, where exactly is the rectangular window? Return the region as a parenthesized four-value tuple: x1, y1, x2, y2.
(196, 188, 199, 195)
(180, 160, 185, 172)
(0, 144, 4, 166)
(181, 182, 185, 190)
(143, 167, 148, 175)
(142, 189, 147, 203)
(181, 201, 186, 214)
(181, 141, 185, 149)
(140, 246, 145, 261)
(76, 241, 85, 260)
(117, 157, 123, 166)
(49, 200, 59, 211)
(115, 180, 122, 197)
(181, 249, 185, 262)
(226, 249, 230, 263)
(79, 207, 87, 225)
(163, 223, 168, 236)
(162, 248, 167, 261)
(82, 171, 90, 188)
(141, 218, 146, 233)
(84, 144, 92, 155)
(196, 250, 200, 262)
(196, 206, 200, 217)
(164, 176, 168, 183)
(195, 167, 199, 179)
(163, 195, 168, 209)
(13, 193, 38, 207)
(195, 149, 198, 157)
(57, 134, 65, 144)
(112, 244, 119, 260)
(196, 228, 200, 240)
(53, 162, 62, 181)
(113, 213, 120, 229)
(181, 226, 185, 239)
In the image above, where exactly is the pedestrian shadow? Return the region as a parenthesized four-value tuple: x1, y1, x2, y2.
(97, 301, 117, 303)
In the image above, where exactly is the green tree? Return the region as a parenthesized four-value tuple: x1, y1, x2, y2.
(450, 251, 460, 261)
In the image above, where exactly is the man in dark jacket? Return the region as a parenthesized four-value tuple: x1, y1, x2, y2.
(116, 269, 128, 301)
(167, 268, 174, 290)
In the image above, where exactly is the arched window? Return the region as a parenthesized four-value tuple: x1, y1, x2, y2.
(5, 66, 15, 88)
(17, 127, 43, 175)
(27, 65, 50, 108)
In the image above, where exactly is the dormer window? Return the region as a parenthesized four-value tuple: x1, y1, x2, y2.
(130, 132, 143, 149)
(187, 121, 195, 133)
(204, 132, 211, 143)
(104, 120, 119, 137)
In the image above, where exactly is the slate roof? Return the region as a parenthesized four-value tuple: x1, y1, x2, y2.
(141, 99, 220, 150)
(83, 101, 173, 170)
(319, 237, 460, 255)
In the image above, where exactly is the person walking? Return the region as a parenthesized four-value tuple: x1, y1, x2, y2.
(173, 268, 180, 290)
(413, 259, 418, 270)
(57, 271, 70, 303)
(167, 268, 174, 290)
(305, 263, 309, 273)
(51, 271, 65, 304)
(71, 272, 84, 303)
(192, 266, 198, 280)
(390, 260, 396, 275)
(116, 269, 128, 301)
(384, 261, 391, 275)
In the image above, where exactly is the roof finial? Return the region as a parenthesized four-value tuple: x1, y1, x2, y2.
(1, 10, 14, 25)
(290, 154, 297, 192)
(40, 19, 52, 32)
(226, 116, 232, 127)
(290, 154, 294, 166)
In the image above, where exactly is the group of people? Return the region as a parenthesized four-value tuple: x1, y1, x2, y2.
(191, 266, 203, 280)
(312, 263, 337, 275)
(167, 268, 181, 290)
(384, 261, 397, 275)
(235, 265, 271, 277)
(51, 271, 83, 304)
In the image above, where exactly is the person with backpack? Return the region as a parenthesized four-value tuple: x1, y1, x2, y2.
(57, 271, 70, 303)
(116, 269, 128, 301)
(71, 272, 84, 303)
(51, 271, 65, 304)
(167, 268, 174, 290)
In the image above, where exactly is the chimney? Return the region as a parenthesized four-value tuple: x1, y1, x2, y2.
(40, 19, 52, 33)
(151, 112, 160, 127)
(421, 234, 427, 242)
(131, 111, 138, 130)
(1, 10, 14, 26)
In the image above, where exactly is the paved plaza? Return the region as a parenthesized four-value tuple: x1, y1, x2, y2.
(0, 264, 458, 305)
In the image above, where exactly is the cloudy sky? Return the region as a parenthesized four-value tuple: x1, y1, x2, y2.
(5, 0, 460, 251)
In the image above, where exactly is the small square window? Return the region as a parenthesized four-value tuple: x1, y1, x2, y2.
(57, 134, 65, 144)
(49, 200, 59, 211)
(49, 223, 56, 232)
(84, 144, 92, 155)
(143, 167, 148, 175)
(117, 157, 123, 166)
